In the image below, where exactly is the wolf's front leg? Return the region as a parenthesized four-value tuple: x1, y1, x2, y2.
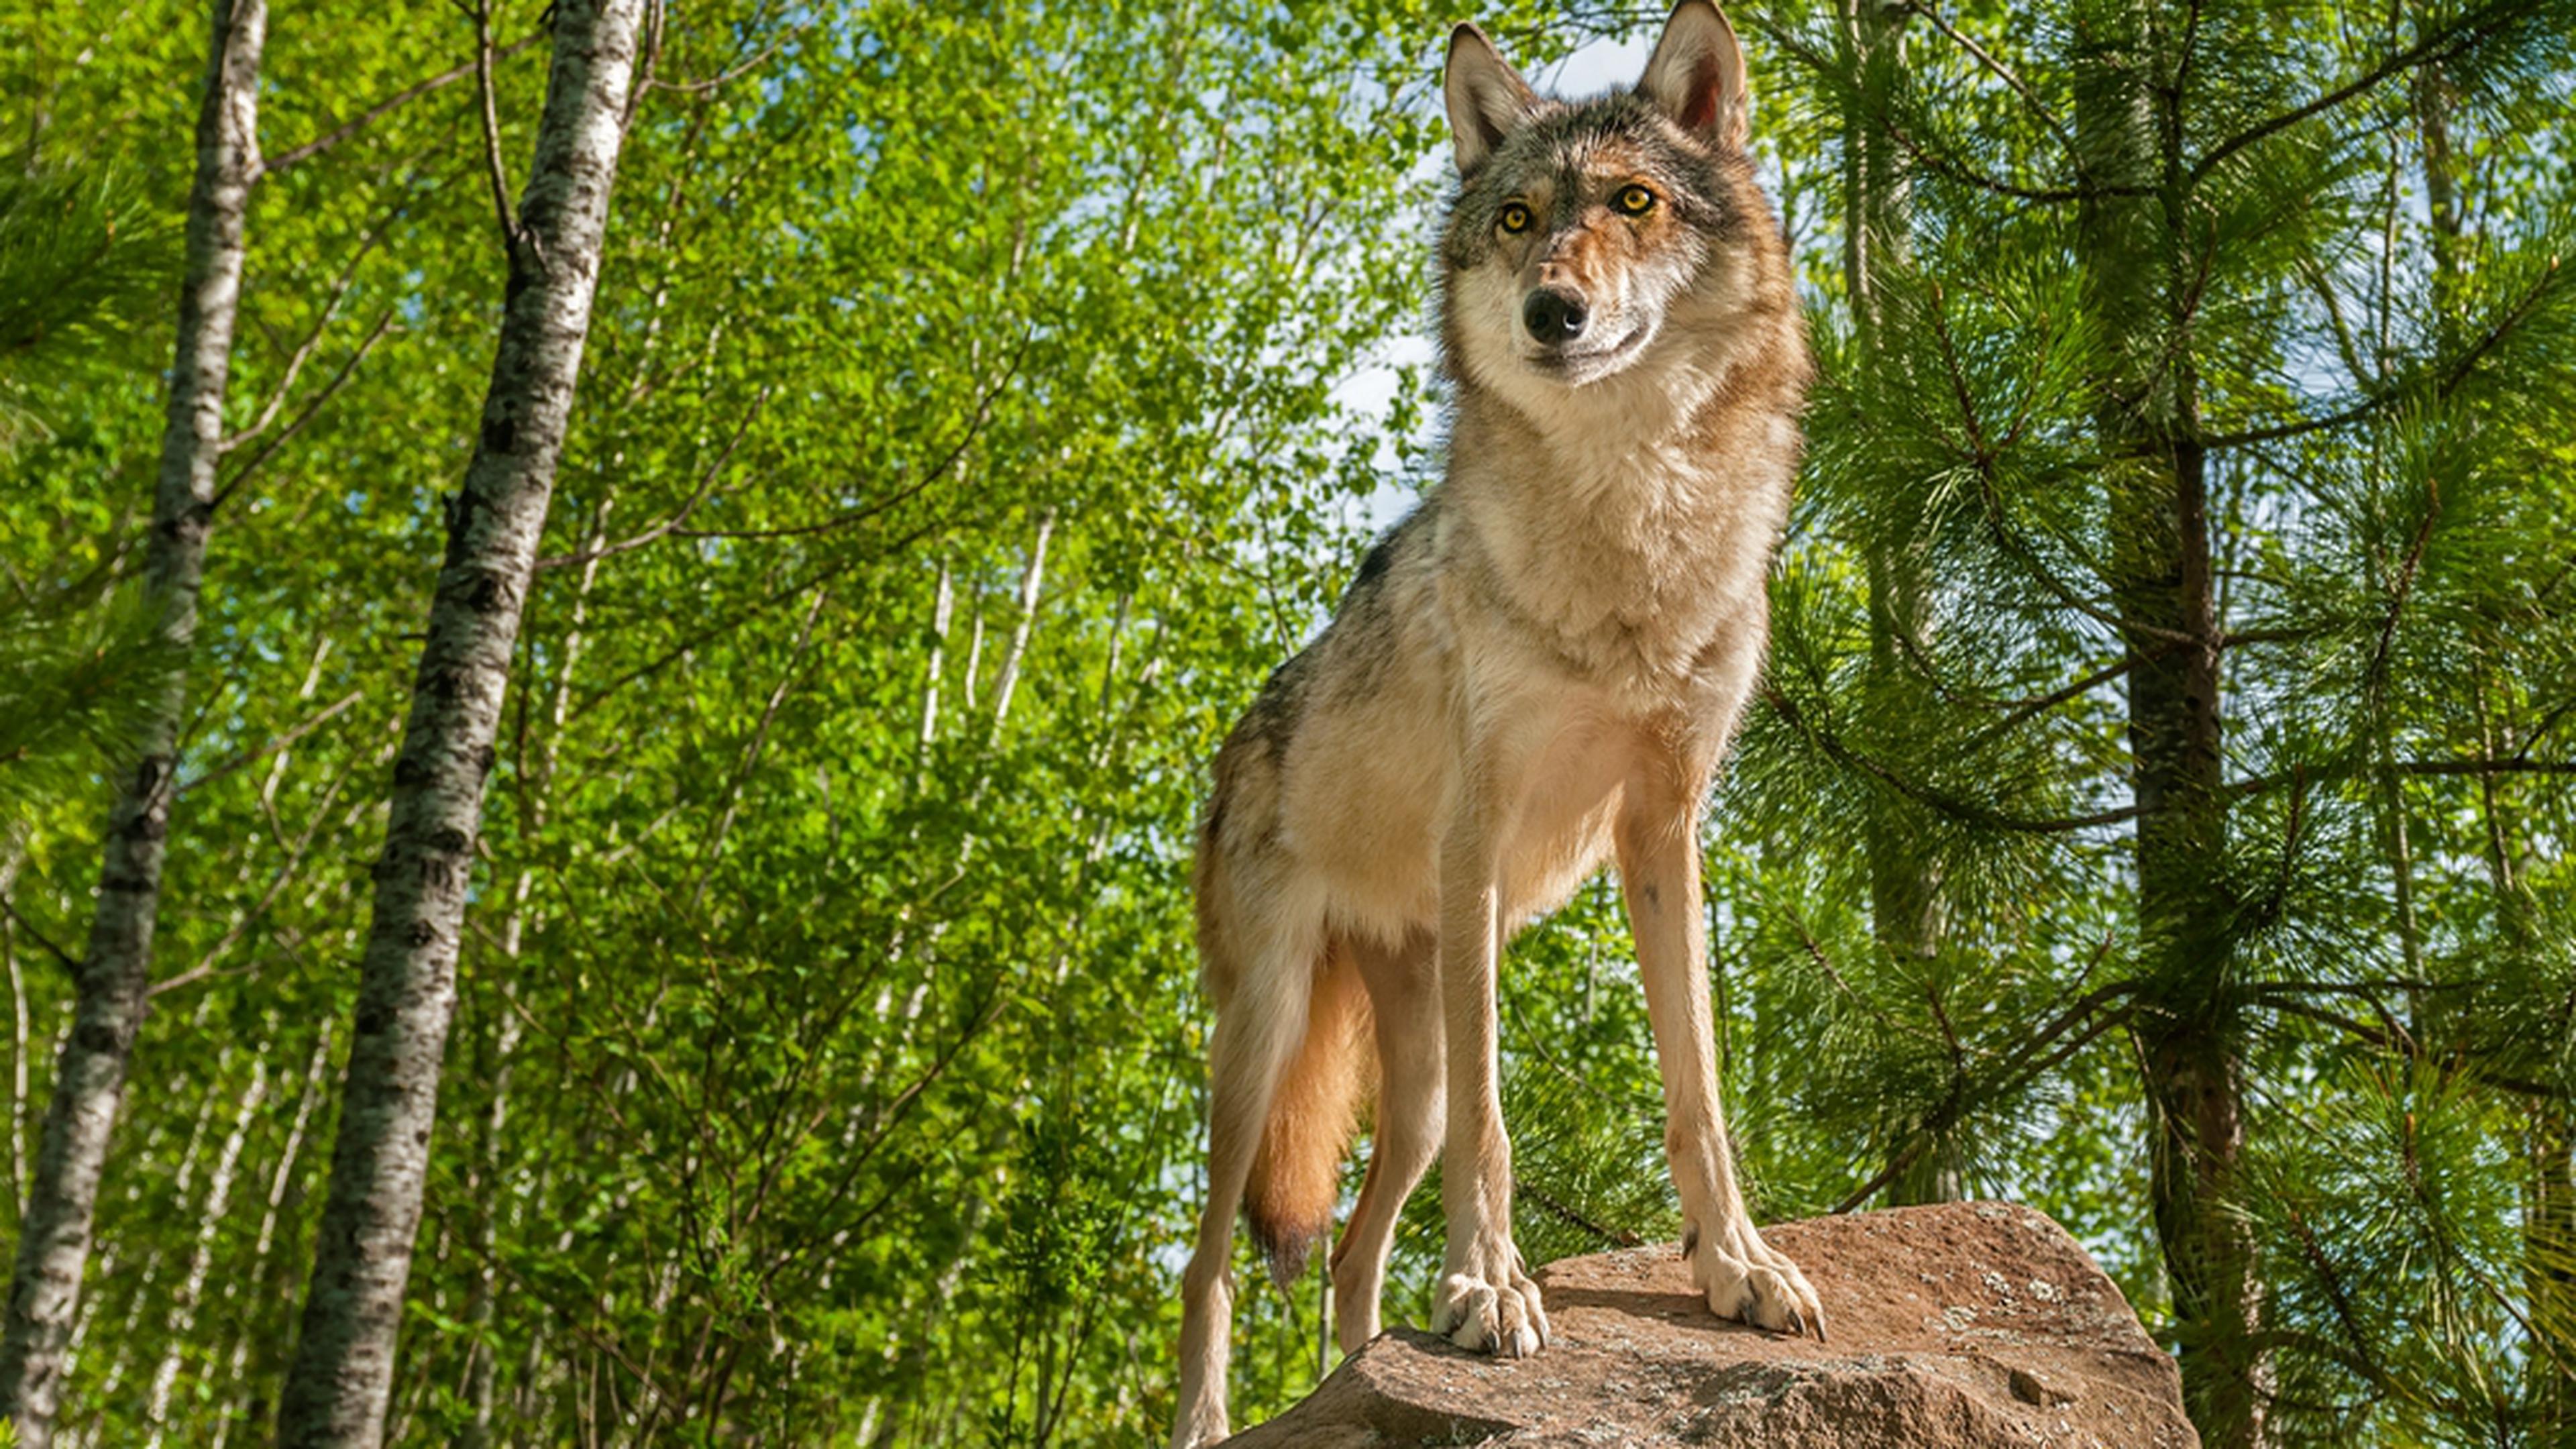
(1431, 794, 1550, 1357)
(1615, 780, 1826, 1340)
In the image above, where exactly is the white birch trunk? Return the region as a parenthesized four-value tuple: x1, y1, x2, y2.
(273, 0, 645, 1441)
(0, 1, 265, 1440)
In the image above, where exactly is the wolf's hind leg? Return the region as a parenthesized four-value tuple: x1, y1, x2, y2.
(1330, 929, 1442, 1355)
(1615, 774, 1825, 1342)
(1171, 932, 1318, 1449)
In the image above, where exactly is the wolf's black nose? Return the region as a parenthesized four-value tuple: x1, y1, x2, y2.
(1523, 288, 1587, 342)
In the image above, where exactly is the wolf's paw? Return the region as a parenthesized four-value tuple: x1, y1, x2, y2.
(1685, 1216, 1826, 1340)
(1432, 1245, 1550, 1356)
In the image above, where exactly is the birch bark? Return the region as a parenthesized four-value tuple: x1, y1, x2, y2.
(274, 0, 644, 1441)
(0, 0, 265, 1440)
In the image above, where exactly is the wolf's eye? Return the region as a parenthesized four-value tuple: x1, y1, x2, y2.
(1498, 202, 1533, 235)
(1615, 184, 1657, 216)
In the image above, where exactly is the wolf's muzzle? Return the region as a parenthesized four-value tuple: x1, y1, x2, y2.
(1522, 287, 1588, 343)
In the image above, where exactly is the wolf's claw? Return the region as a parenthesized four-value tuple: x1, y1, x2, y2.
(1433, 1263, 1550, 1357)
(1686, 1216, 1824, 1340)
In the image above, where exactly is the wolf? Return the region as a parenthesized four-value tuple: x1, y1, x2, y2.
(1170, 5, 1821, 1444)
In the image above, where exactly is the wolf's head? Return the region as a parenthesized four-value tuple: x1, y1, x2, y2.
(1438, 2, 1792, 417)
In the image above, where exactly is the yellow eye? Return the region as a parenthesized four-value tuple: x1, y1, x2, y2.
(1498, 202, 1532, 234)
(1615, 184, 1656, 216)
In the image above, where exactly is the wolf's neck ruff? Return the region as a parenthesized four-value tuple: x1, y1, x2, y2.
(1436, 154, 1805, 697)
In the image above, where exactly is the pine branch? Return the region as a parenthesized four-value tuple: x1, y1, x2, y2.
(2204, 250, 2561, 449)
(1837, 972, 2137, 1213)
(2189, 0, 2544, 186)
(1515, 1178, 1644, 1250)
(2259, 996, 2562, 1101)
(1894, 0, 2078, 163)
(2280, 1205, 2391, 1391)
(2232, 757, 2576, 798)
(1764, 684, 2145, 834)
(1739, 13, 2111, 203)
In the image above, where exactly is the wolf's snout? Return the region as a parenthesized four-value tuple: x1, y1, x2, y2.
(1521, 288, 1587, 343)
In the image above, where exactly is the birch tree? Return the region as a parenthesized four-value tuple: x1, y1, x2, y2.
(0, 1, 264, 1440)
(273, 0, 646, 1440)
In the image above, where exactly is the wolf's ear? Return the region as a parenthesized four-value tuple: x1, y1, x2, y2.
(1444, 24, 1537, 174)
(1637, 0, 1750, 150)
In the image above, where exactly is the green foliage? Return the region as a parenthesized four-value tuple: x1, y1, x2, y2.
(0, 161, 173, 446)
(0, 582, 178, 818)
(1, 1, 2571, 1446)
(0, 156, 178, 826)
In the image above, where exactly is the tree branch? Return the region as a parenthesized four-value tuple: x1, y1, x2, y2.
(178, 689, 364, 798)
(0, 894, 81, 975)
(459, 0, 520, 250)
(1896, 0, 2080, 164)
(259, 32, 545, 178)
(221, 206, 403, 454)
(2190, 0, 2540, 185)
(1766, 684, 2147, 833)
(2232, 757, 2576, 799)
(531, 387, 767, 570)
(212, 309, 398, 509)
(2204, 254, 2560, 449)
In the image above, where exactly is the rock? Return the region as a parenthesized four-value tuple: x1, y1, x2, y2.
(1226, 1201, 2197, 1448)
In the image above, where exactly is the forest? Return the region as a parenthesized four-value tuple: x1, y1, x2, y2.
(1, 0, 2571, 1444)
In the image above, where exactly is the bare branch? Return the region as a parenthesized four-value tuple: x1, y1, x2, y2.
(221, 207, 404, 453)
(259, 33, 545, 178)
(645, 17, 807, 98)
(531, 388, 767, 570)
(177, 689, 364, 798)
(153, 769, 351, 996)
(0, 896, 80, 975)
(460, 0, 520, 250)
(672, 327, 1034, 545)
(212, 309, 398, 508)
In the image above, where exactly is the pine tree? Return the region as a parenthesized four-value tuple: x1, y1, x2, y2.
(1736, 0, 2576, 1442)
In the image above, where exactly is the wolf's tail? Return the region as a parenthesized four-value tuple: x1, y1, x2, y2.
(1243, 943, 1373, 1290)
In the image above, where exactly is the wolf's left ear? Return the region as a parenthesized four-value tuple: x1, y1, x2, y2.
(1637, 0, 1750, 150)
(1445, 24, 1538, 174)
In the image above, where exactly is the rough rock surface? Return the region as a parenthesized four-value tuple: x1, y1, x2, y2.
(1228, 1201, 2197, 1448)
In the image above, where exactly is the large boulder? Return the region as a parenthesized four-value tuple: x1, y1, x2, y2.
(1228, 1201, 2197, 1448)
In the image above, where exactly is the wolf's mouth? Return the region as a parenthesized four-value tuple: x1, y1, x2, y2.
(1524, 322, 1652, 382)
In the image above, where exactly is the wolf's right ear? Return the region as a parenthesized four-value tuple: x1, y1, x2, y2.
(1444, 24, 1537, 174)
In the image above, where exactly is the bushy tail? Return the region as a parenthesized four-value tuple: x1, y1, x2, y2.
(1243, 943, 1373, 1289)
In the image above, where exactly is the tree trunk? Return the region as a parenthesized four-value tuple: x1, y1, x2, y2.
(1841, 0, 1958, 1207)
(0, 0, 266, 1439)
(144, 1056, 268, 1446)
(2073, 5, 2261, 1443)
(207, 1024, 331, 1449)
(272, 0, 645, 1441)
